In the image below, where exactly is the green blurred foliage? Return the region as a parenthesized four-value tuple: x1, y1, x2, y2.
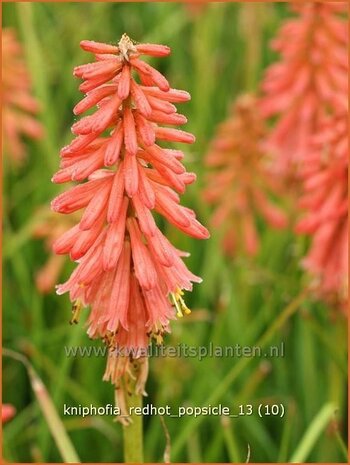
(2, 2, 347, 463)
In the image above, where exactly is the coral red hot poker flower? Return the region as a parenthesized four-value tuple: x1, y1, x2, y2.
(296, 101, 348, 310)
(260, 3, 348, 178)
(204, 95, 286, 257)
(51, 34, 209, 404)
(259, 3, 348, 311)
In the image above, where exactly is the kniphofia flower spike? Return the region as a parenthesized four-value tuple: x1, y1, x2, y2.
(204, 95, 286, 256)
(260, 3, 348, 177)
(51, 35, 209, 408)
(296, 99, 348, 310)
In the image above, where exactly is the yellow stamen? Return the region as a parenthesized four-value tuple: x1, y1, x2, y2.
(178, 294, 191, 315)
(170, 292, 183, 317)
(170, 289, 192, 317)
(149, 324, 164, 345)
(175, 287, 184, 297)
(70, 299, 82, 324)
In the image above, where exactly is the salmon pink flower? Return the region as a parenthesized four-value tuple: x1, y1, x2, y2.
(2, 29, 43, 165)
(204, 94, 286, 256)
(260, 3, 348, 177)
(51, 34, 209, 401)
(296, 102, 348, 310)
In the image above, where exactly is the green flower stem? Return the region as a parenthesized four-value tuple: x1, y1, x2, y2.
(123, 389, 143, 463)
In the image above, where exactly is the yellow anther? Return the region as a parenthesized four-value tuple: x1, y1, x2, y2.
(184, 305, 191, 315)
